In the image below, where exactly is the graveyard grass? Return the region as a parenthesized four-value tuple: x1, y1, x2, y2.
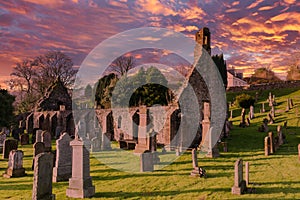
(0, 88, 300, 199)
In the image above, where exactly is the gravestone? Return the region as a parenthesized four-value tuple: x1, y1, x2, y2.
(190, 148, 206, 177)
(239, 108, 246, 127)
(66, 137, 95, 198)
(91, 137, 101, 152)
(2, 139, 18, 159)
(268, 132, 274, 154)
(20, 134, 29, 145)
(36, 130, 43, 143)
(3, 150, 26, 178)
(32, 152, 55, 200)
(289, 98, 293, 108)
(53, 133, 72, 182)
(270, 106, 275, 118)
(245, 162, 249, 186)
(264, 136, 270, 156)
(231, 159, 246, 195)
(140, 151, 153, 172)
(0, 132, 7, 152)
(277, 126, 284, 146)
(42, 131, 52, 152)
(134, 106, 151, 154)
(268, 113, 274, 124)
(101, 132, 111, 150)
(286, 99, 290, 112)
(230, 110, 233, 119)
(261, 103, 265, 113)
(32, 142, 45, 170)
(249, 106, 254, 119)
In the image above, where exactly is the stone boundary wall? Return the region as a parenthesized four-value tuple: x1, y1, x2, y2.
(227, 80, 300, 92)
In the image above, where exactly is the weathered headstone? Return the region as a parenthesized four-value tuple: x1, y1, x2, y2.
(289, 98, 293, 108)
(36, 130, 43, 143)
(230, 110, 233, 119)
(140, 151, 153, 172)
(53, 133, 72, 182)
(261, 103, 265, 113)
(0, 132, 7, 152)
(32, 152, 55, 200)
(134, 106, 151, 154)
(268, 132, 274, 154)
(66, 137, 95, 198)
(277, 126, 284, 146)
(91, 137, 101, 152)
(264, 136, 270, 156)
(231, 159, 246, 195)
(3, 150, 26, 178)
(101, 132, 111, 150)
(245, 162, 249, 186)
(42, 131, 52, 152)
(20, 134, 29, 145)
(249, 106, 254, 119)
(190, 148, 206, 177)
(2, 139, 18, 159)
(286, 99, 290, 112)
(32, 142, 45, 170)
(239, 108, 246, 127)
(268, 113, 274, 124)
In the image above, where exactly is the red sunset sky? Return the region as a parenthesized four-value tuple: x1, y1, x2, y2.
(0, 0, 299, 88)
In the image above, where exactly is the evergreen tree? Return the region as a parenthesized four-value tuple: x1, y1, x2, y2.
(0, 89, 15, 127)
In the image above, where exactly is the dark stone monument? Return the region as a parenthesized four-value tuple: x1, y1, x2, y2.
(2, 139, 18, 159)
(20, 134, 29, 145)
(140, 150, 153, 172)
(32, 152, 55, 200)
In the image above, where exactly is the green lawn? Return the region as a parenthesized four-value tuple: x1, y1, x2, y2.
(0, 88, 300, 199)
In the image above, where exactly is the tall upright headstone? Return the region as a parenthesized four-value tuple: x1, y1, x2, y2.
(36, 130, 43, 143)
(32, 142, 45, 170)
(20, 134, 29, 145)
(3, 150, 26, 178)
(66, 136, 95, 198)
(268, 132, 274, 154)
(32, 152, 55, 200)
(231, 159, 246, 195)
(249, 106, 254, 119)
(277, 125, 284, 146)
(134, 106, 150, 154)
(53, 133, 72, 182)
(2, 139, 18, 159)
(264, 136, 270, 156)
(42, 131, 52, 152)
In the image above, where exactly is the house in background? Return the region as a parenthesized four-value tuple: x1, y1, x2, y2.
(227, 67, 249, 88)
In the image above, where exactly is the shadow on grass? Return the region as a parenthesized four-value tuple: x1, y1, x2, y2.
(94, 188, 229, 198)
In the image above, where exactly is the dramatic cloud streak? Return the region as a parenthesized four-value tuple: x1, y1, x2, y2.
(0, 0, 299, 88)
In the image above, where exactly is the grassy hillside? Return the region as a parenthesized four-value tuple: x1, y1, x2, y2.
(0, 88, 300, 199)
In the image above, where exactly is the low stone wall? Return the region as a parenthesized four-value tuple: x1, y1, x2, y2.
(227, 80, 300, 92)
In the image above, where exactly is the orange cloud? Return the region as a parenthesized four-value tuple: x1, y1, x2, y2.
(247, 0, 264, 9)
(136, 0, 177, 16)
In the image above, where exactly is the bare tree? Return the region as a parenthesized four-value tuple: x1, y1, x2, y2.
(110, 56, 135, 76)
(34, 51, 77, 93)
(10, 59, 35, 93)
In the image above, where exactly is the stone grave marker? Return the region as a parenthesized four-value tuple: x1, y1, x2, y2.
(268, 132, 274, 154)
(91, 137, 101, 152)
(2, 139, 18, 159)
(268, 113, 274, 124)
(264, 136, 270, 156)
(286, 99, 290, 112)
(261, 103, 265, 113)
(190, 148, 206, 177)
(231, 159, 246, 195)
(249, 106, 254, 119)
(289, 98, 293, 108)
(20, 134, 29, 145)
(3, 150, 26, 178)
(0, 132, 7, 152)
(277, 126, 284, 146)
(32, 152, 55, 200)
(42, 131, 52, 152)
(36, 130, 43, 143)
(32, 142, 45, 170)
(66, 136, 95, 198)
(140, 150, 153, 172)
(245, 162, 249, 186)
(53, 132, 72, 182)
